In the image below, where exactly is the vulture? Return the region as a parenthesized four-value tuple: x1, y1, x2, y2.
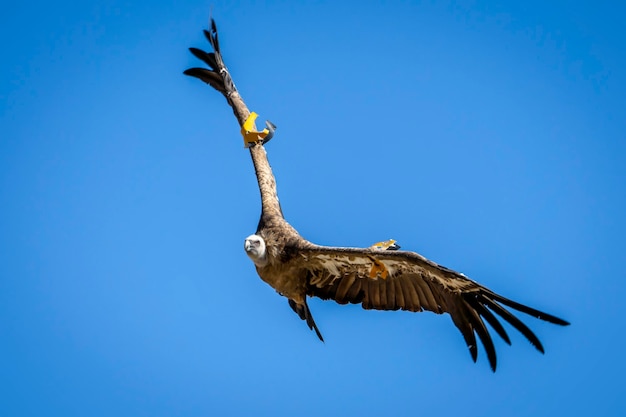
(184, 19, 569, 371)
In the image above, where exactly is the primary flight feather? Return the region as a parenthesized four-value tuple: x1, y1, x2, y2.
(185, 19, 569, 371)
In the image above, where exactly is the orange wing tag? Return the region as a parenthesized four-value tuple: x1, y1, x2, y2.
(368, 258, 389, 280)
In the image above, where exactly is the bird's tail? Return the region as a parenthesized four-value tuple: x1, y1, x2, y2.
(184, 19, 237, 99)
(288, 299, 324, 342)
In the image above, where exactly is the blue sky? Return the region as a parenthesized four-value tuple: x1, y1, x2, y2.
(1, 1, 624, 416)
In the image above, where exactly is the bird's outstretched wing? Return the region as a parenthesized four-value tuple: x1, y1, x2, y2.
(296, 244, 569, 371)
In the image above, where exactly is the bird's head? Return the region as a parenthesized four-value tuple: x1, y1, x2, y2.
(244, 234, 268, 267)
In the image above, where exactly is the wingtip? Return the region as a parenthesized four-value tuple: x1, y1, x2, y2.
(468, 344, 478, 363)
(551, 317, 571, 326)
(489, 292, 571, 327)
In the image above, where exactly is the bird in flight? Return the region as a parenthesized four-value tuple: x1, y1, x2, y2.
(184, 19, 569, 371)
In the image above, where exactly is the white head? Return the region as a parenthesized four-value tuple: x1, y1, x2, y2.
(244, 234, 268, 267)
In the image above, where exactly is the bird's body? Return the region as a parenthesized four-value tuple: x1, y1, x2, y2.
(247, 229, 309, 303)
(185, 19, 569, 371)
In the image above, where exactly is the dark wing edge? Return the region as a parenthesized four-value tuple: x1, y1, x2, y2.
(184, 18, 237, 98)
(298, 245, 569, 371)
(288, 299, 324, 342)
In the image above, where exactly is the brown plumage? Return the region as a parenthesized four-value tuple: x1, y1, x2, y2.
(185, 19, 569, 371)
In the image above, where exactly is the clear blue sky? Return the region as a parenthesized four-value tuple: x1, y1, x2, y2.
(1, 1, 624, 416)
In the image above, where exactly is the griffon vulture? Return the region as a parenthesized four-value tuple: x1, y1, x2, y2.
(184, 19, 569, 371)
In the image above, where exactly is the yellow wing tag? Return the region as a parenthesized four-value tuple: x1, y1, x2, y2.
(241, 112, 276, 148)
(369, 239, 400, 251)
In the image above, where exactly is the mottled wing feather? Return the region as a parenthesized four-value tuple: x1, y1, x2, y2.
(390, 277, 403, 310)
(335, 272, 357, 304)
(297, 245, 569, 371)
